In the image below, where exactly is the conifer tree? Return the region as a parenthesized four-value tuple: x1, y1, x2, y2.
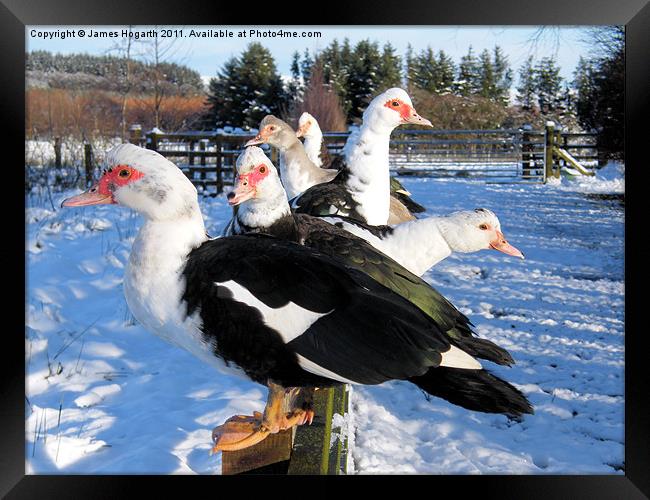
(301, 49, 314, 83)
(573, 27, 624, 156)
(492, 46, 513, 104)
(404, 44, 417, 92)
(347, 40, 383, 120)
(377, 42, 402, 90)
(413, 47, 438, 93)
(436, 50, 456, 94)
(534, 57, 563, 112)
(204, 57, 241, 128)
(286, 51, 303, 104)
(572, 57, 595, 125)
(204, 43, 287, 129)
(478, 49, 496, 98)
(456, 46, 480, 96)
(516, 56, 536, 110)
(319, 39, 352, 117)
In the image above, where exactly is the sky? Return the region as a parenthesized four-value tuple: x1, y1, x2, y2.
(26, 26, 602, 82)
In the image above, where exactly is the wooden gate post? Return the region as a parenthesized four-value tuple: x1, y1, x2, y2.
(544, 121, 555, 183)
(54, 137, 62, 169)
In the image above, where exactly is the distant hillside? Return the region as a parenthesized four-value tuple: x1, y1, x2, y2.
(26, 50, 205, 96)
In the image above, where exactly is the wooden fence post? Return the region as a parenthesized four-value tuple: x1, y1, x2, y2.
(188, 140, 196, 167)
(221, 384, 350, 475)
(596, 135, 606, 167)
(84, 143, 93, 187)
(146, 131, 159, 151)
(215, 137, 223, 194)
(54, 137, 62, 169)
(128, 124, 142, 145)
(288, 385, 349, 475)
(521, 126, 531, 178)
(544, 121, 555, 183)
(554, 128, 562, 178)
(199, 139, 207, 171)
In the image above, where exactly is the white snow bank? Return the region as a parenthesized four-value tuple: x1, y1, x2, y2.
(554, 162, 624, 194)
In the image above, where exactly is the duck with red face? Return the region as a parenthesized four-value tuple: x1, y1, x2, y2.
(62, 165, 144, 207)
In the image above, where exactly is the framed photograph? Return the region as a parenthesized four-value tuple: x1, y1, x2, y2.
(6, 0, 648, 496)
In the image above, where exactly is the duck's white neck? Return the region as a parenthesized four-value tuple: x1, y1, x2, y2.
(387, 217, 453, 275)
(236, 192, 291, 232)
(344, 121, 394, 226)
(124, 207, 207, 333)
(278, 141, 320, 199)
(303, 133, 323, 167)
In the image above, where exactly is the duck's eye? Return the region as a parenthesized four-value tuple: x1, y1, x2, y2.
(479, 223, 489, 230)
(119, 169, 130, 178)
(391, 101, 400, 107)
(259, 165, 266, 174)
(269, 126, 276, 131)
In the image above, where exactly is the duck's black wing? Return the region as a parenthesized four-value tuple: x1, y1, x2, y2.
(182, 234, 453, 387)
(294, 215, 515, 366)
(290, 170, 366, 222)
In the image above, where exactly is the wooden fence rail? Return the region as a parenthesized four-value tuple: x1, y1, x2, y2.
(132, 123, 599, 192)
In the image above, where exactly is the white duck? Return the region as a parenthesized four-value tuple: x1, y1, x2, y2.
(326, 209, 524, 276)
(295, 111, 330, 169)
(290, 88, 432, 226)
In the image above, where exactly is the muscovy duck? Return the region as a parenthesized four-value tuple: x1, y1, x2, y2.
(295, 111, 333, 169)
(62, 144, 531, 453)
(296, 111, 426, 219)
(325, 208, 524, 276)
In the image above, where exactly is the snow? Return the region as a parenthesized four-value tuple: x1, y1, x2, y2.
(25, 164, 624, 474)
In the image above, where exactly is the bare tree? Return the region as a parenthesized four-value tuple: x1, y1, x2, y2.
(288, 61, 347, 131)
(140, 28, 183, 130)
(108, 27, 137, 141)
(583, 26, 624, 58)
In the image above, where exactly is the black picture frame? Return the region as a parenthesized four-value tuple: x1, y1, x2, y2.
(6, 0, 647, 496)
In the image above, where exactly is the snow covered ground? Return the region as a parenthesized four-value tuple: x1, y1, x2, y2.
(25, 163, 624, 474)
